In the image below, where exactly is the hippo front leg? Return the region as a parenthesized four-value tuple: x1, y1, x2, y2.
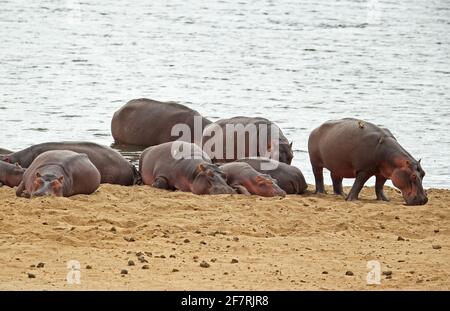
(151, 176, 171, 190)
(346, 171, 371, 201)
(233, 184, 251, 196)
(15, 181, 30, 198)
(375, 175, 389, 201)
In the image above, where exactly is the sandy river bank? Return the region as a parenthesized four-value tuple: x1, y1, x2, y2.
(0, 184, 449, 290)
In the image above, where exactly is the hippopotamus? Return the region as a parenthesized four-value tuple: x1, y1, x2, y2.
(111, 98, 211, 147)
(16, 150, 100, 198)
(236, 157, 308, 194)
(0, 161, 25, 187)
(0, 142, 139, 186)
(202, 116, 293, 164)
(0, 148, 12, 155)
(219, 162, 286, 197)
(308, 118, 428, 205)
(139, 141, 235, 195)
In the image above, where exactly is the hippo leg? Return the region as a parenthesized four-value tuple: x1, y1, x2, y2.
(375, 175, 389, 201)
(152, 176, 171, 190)
(346, 171, 371, 201)
(15, 181, 30, 198)
(331, 173, 345, 196)
(0, 182, 3, 187)
(312, 165, 325, 194)
(233, 184, 251, 196)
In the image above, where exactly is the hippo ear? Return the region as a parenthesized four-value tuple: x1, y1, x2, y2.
(418, 159, 422, 164)
(36, 172, 42, 178)
(58, 176, 64, 183)
(290, 141, 293, 148)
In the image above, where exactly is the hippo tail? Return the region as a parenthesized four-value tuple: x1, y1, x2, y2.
(131, 163, 142, 185)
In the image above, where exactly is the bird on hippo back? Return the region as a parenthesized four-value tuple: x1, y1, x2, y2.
(308, 118, 428, 206)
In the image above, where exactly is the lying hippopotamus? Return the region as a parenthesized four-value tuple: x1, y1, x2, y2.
(202, 116, 293, 164)
(16, 150, 101, 198)
(139, 141, 235, 195)
(236, 157, 308, 194)
(0, 142, 139, 186)
(112, 98, 211, 147)
(219, 162, 286, 197)
(0, 161, 25, 187)
(308, 118, 428, 205)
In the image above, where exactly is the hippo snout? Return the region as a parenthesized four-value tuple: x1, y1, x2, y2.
(405, 194, 428, 206)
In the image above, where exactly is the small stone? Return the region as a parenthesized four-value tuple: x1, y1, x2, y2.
(224, 272, 229, 275)
(110, 227, 117, 233)
(397, 236, 405, 241)
(382, 271, 393, 276)
(128, 260, 135, 266)
(86, 265, 92, 270)
(200, 261, 210, 268)
(434, 229, 440, 233)
(159, 255, 166, 259)
(195, 230, 201, 234)
(172, 269, 179, 273)
(233, 237, 239, 242)
(231, 259, 239, 264)
(28, 273, 36, 279)
(142, 265, 150, 270)
(170, 255, 176, 258)
(211, 258, 217, 263)
(120, 269, 128, 275)
(345, 271, 354, 276)
(138, 256, 148, 263)
(124, 236, 135, 242)
(322, 271, 328, 274)
(36, 262, 45, 268)
(30, 265, 36, 268)
(184, 239, 190, 243)
(395, 216, 400, 220)
(200, 241, 207, 245)
(432, 245, 442, 250)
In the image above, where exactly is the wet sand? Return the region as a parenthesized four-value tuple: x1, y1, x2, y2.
(0, 184, 449, 290)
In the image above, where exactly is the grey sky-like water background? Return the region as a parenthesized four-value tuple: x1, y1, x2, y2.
(1, 0, 449, 188)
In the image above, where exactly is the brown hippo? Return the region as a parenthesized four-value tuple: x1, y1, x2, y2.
(308, 118, 428, 205)
(0, 142, 139, 186)
(111, 98, 211, 147)
(0, 148, 12, 155)
(236, 157, 308, 194)
(16, 150, 100, 198)
(139, 141, 235, 195)
(219, 162, 286, 197)
(202, 116, 293, 164)
(0, 161, 25, 187)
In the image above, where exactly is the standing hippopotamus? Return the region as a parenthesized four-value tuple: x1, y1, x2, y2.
(0, 142, 139, 186)
(236, 157, 308, 194)
(202, 116, 293, 164)
(219, 162, 286, 197)
(16, 150, 101, 198)
(111, 98, 211, 147)
(308, 118, 428, 205)
(0, 161, 25, 187)
(139, 141, 235, 195)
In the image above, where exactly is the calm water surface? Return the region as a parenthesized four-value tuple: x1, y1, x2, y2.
(0, 0, 449, 188)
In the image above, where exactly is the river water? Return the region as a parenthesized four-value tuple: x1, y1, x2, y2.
(0, 0, 449, 188)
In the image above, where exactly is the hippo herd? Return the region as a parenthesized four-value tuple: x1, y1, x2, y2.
(0, 98, 428, 205)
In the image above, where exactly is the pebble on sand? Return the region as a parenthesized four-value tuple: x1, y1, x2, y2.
(27, 273, 36, 279)
(86, 265, 93, 270)
(432, 245, 442, 250)
(128, 260, 135, 266)
(345, 271, 354, 276)
(200, 261, 210, 268)
(382, 271, 393, 276)
(172, 269, 179, 273)
(397, 236, 405, 241)
(120, 269, 128, 275)
(142, 265, 150, 270)
(231, 259, 239, 264)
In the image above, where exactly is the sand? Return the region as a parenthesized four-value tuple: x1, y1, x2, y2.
(0, 184, 449, 291)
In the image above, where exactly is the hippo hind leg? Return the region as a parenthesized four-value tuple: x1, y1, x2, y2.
(346, 171, 371, 201)
(375, 175, 389, 201)
(312, 165, 325, 194)
(331, 173, 345, 197)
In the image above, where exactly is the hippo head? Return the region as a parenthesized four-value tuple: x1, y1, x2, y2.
(249, 174, 286, 197)
(276, 142, 294, 165)
(192, 164, 236, 195)
(391, 159, 428, 206)
(0, 154, 11, 163)
(31, 172, 64, 198)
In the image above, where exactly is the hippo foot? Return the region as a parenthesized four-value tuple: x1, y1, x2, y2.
(376, 193, 390, 201)
(345, 194, 359, 201)
(315, 189, 326, 195)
